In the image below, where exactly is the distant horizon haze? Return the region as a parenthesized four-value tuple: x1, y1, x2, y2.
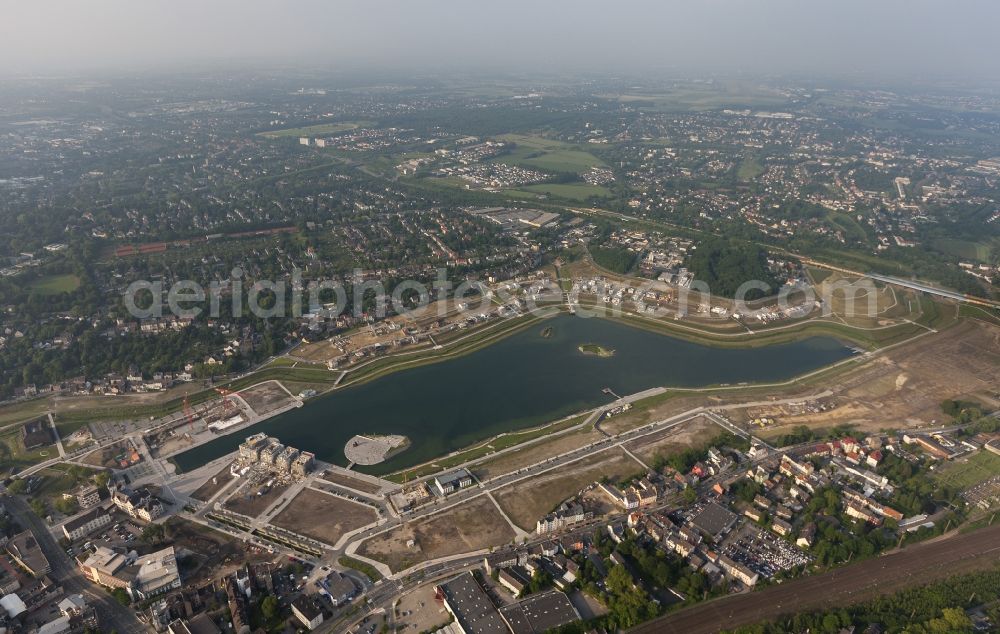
(1, 0, 998, 81)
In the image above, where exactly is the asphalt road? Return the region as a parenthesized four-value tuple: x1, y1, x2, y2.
(631, 522, 1000, 634)
(4, 495, 148, 633)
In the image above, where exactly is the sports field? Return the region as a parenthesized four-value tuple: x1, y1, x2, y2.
(28, 274, 81, 295)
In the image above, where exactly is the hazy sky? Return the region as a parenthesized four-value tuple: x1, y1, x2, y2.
(2, 0, 998, 79)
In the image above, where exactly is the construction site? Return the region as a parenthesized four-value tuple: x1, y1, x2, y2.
(233, 433, 316, 481)
(143, 387, 250, 458)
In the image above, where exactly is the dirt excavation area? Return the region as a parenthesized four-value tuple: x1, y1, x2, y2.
(623, 415, 723, 465)
(472, 427, 607, 481)
(749, 320, 1000, 439)
(223, 481, 290, 518)
(271, 487, 378, 545)
(493, 447, 645, 532)
(239, 381, 294, 415)
(358, 494, 515, 573)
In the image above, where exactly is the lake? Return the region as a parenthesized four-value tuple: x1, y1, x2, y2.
(173, 315, 852, 474)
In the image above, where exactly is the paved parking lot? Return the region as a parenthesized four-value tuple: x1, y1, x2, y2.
(67, 514, 143, 558)
(394, 582, 451, 632)
(721, 524, 811, 578)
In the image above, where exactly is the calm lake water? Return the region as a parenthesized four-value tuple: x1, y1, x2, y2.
(174, 315, 852, 474)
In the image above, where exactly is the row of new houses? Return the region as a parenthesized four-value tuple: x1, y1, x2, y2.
(237, 433, 316, 478)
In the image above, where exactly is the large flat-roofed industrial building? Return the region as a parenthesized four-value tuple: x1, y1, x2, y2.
(437, 572, 510, 634)
(437, 573, 580, 634)
(498, 590, 580, 633)
(689, 502, 738, 540)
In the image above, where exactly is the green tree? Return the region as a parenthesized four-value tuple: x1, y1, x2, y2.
(110, 588, 131, 606)
(6, 479, 27, 494)
(260, 595, 280, 621)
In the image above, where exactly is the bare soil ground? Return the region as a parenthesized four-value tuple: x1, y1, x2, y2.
(239, 381, 293, 415)
(752, 320, 1000, 439)
(80, 439, 138, 469)
(816, 275, 909, 327)
(394, 582, 453, 633)
(223, 481, 290, 518)
(493, 447, 644, 531)
(623, 415, 722, 465)
(190, 462, 236, 502)
(358, 494, 515, 573)
(472, 428, 606, 480)
(165, 517, 272, 585)
(271, 487, 378, 545)
(600, 395, 718, 436)
(320, 470, 384, 495)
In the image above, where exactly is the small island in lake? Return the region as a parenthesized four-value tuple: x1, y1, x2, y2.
(578, 343, 615, 358)
(540, 326, 554, 338)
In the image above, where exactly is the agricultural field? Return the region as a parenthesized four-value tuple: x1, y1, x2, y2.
(271, 487, 378, 545)
(27, 273, 81, 295)
(493, 447, 644, 531)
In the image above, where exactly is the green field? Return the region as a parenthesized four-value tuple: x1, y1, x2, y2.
(519, 182, 610, 201)
(737, 157, 764, 181)
(0, 426, 54, 474)
(599, 83, 790, 112)
(257, 121, 369, 138)
(828, 212, 870, 244)
(931, 237, 994, 263)
(496, 134, 605, 173)
(933, 450, 1000, 490)
(578, 343, 615, 357)
(28, 274, 81, 295)
(959, 304, 1000, 327)
(388, 412, 588, 483)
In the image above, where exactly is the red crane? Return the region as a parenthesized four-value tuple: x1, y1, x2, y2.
(214, 387, 239, 414)
(182, 396, 196, 432)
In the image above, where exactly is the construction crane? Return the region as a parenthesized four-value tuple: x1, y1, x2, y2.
(182, 396, 196, 432)
(214, 387, 239, 414)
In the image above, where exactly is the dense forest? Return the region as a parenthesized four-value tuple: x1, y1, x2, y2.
(687, 238, 780, 300)
(590, 245, 639, 274)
